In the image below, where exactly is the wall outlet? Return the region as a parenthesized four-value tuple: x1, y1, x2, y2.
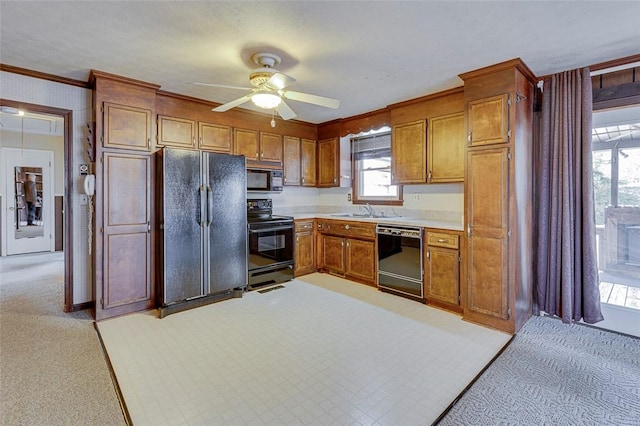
(414, 194, 421, 201)
(347, 193, 352, 201)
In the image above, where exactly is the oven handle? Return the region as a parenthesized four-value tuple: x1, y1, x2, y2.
(249, 225, 294, 234)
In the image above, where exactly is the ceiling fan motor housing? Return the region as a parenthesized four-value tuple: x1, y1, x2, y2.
(249, 69, 276, 87)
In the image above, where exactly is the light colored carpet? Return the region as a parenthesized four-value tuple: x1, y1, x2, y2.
(97, 273, 511, 425)
(0, 252, 125, 426)
(438, 315, 640, 425)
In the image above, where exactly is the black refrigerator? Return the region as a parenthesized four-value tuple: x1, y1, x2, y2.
(159, 148, 247, 317)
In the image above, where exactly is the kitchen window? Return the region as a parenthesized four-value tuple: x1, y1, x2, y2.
(351, 128, 402, 205)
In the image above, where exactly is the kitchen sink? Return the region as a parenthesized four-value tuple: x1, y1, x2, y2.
(330, 213, 401, 219)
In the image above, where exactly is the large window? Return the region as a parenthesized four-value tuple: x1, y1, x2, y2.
(351, 128, 402, 205)
(592, 115, 640, 225)
(592, 106, 640, 280)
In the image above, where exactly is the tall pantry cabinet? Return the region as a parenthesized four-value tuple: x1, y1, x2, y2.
(459, 59, 536, 334)
(90, 71, 160, 321)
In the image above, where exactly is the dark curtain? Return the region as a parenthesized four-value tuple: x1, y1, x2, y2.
(534, 67, 603, 324)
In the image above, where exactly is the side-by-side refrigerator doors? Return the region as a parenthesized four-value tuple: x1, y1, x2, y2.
(162, 149, 203, 304)
(204, 152, 247, 295)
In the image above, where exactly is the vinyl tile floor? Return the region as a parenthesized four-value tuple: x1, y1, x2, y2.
(97, 274, 511, 426)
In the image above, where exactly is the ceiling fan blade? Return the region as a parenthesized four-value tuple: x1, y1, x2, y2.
(265, 72, 296, 90)
(212, 94, 252, 112)
(277, 100, 297, 120)
(282, 90, 340, 109)
(194, 82, 250, 91)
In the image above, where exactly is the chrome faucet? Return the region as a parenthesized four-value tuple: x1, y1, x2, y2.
(362, 203, 375, 217)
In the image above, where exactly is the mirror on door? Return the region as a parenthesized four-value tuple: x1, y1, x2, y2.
(14, 166, 44, 239)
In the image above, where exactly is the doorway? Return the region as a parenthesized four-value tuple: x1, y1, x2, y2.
(591, 105, 640, 337)
(0, 99, 74, 312)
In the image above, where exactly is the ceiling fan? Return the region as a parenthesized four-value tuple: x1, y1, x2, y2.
(194, 53, 340, 121)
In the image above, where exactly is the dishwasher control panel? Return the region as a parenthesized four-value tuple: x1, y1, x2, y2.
(376, 224, 422, 239)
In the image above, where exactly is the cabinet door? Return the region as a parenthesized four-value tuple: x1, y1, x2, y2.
(301, 138, 317, 186)
(199, 122, 232, 153)
(284, 136, 301, 186)
(317, 137, 339, 187)
(157, 115, 196, 149)
(392, 120, 426, 184)
(468, 94, 509, 147)
(99, 152, 152, 320)
(103, 102, 152, 151)
(467, 147, 509, 319)
(259, 132, 283, 164)
(234, 128, 259, 163)
(346, 238, 375, 284)
(426, 246, 460, 305)
(295, 231, 315, 276)
(322, 234, 345, 273)
(428, 112, 464, 183)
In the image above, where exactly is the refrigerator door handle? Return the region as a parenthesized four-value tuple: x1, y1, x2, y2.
(206, 185, 213, 226)
(196, 185, 204, 226)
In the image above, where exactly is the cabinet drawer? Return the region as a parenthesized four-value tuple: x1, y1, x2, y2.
(427, 232, 459, 249)
(295, 220, 314, 232)
(318, 220, 376, 240)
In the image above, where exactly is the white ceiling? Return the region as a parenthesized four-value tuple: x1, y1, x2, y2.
(1, 1, 639, 124)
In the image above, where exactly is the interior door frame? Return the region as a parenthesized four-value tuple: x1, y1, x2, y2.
(0, 98, 75, 312)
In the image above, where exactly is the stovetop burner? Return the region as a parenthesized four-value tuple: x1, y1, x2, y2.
(247, 198, 293, 225)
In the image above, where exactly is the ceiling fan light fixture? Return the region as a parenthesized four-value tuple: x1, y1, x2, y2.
(251, 91, 282, 109)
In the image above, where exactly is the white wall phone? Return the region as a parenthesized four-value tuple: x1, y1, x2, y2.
(83, 174, 95, 196)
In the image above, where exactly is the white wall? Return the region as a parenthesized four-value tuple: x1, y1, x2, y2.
(1, 71, 93, 305)
(269, 182, 464, 222)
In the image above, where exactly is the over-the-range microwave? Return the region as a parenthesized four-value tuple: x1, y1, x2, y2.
(246, 168, 284, 192)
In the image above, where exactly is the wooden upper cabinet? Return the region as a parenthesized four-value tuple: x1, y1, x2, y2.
(392, 120, 426, 184)
(468, 94, 509, 147)
(157, 115, 196, 149)
(283, 136, 301, 185)
(103, 102, 152, 151)
(233, 128, 259, 163)
(301, 138, 317, 187)
(428, 112, 465, 182)
(157, 116, 232, 153)
(199, 122, 232, 154)
(259, 132, 283, 165)
(317, 137, 339, 187)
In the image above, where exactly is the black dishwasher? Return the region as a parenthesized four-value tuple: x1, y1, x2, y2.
(376, 224, 423, 298)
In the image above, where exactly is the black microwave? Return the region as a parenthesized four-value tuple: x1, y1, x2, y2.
(246, 169, 284, 192)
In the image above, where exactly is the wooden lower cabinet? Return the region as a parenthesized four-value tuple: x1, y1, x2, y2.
(346, 238, 375, 283)
(321, 235, 346, 273)
(424, 230, 462, 313)
(317, 219, 376, 286)
(294, 220, 315, 276)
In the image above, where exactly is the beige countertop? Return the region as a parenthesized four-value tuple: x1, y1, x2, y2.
(289, 213, 464, 232)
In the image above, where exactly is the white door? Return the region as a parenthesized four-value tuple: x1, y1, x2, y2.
(2, 148, 54, 255)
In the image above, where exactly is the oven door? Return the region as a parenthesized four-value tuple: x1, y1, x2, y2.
(248, 223, 294, 271)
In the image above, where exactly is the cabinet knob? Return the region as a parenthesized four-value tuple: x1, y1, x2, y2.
(345, 224, 350, 230)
